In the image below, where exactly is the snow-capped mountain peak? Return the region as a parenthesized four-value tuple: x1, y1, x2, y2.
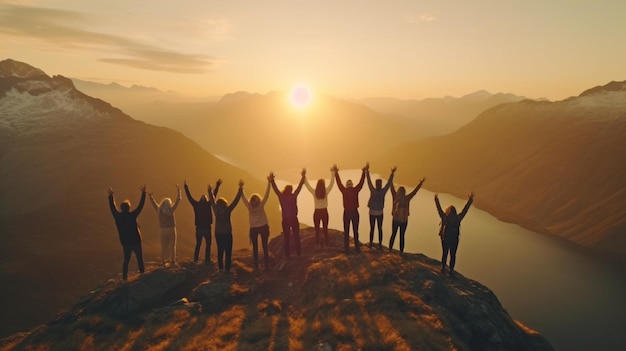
(0, 59, 127, 134)
(0, 59, 47, 78)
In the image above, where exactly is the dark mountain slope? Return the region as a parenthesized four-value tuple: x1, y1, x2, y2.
(379, 83, 626, 255)
(0, 59, 280, 337)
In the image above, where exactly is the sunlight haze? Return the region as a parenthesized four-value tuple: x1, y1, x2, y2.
(1, 0, 625, 100)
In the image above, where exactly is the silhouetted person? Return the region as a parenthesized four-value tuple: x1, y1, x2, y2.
(149, 185, 182, 265)
(365, 164, 396, 249)
(209, 180, 243, 272)
(389, 177, 426, 254)
(435, 192, 474, 276)
(241, 179, 271, 270)
(334, 164, 367, 253)
(269, 170, 305, 258)
(184, 179, 221, 263)
(303, 168, 335, 248)
(108, 185, 146, 281)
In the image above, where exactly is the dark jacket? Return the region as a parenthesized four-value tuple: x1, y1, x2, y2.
(270, 177, 305, 219)
(435, 196, 473, 240)
(211, 188, 243, 234)
(336, 171, 366, 211)
(109, 191, 146, 246)
(184, 182, 220, 228)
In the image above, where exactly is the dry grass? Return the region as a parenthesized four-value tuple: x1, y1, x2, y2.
(1, 228, 551, 351)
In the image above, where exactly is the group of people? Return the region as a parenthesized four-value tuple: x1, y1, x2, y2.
(107, 164, 474, 281)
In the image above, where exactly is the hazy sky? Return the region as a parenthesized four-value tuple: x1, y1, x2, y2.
(1, 0, 625, 100)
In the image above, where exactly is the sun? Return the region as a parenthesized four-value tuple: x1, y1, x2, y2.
(289, 84, 313, 109)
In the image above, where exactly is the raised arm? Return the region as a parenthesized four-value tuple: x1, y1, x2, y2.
(326, 170, 335, 193)
(208, 185, 216, 209)
(269, 172, 281, 196)
(365, 169, 374, 191)
(459, 193, 474, 221)
(107, 188, 118, 214)
(183, 181, 198, 205)
(407, 177, 426, 200)
(334, 167, 346, 192)
(240, 188, 251, 209)
(228, 181, 244, 211)
(261, 179, 271, 205)
(213, 179, 222, 198)
(434, 194, 445, 219)
(171, 185, 182, 211)
(382, 166, 397, 192)
(132, 185, 147, 215)
(148, 192, 159, 210)
(303, 175, 315, 194)
(293, 168, 306, 196)
(355, 167, 366, 191)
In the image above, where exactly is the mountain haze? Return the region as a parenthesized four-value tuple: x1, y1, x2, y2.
(378, 81, 626, 256)
(105, 91, 422, 175)
(0, 59, 280, 337)
(357, 91, 527, 137)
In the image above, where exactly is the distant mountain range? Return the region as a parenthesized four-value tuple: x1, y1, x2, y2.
(0, 59, 281, 337)
(75, 81, 528, 173)
(356, 91, 528, 136)
(378, 80, 626, 256)
(116, 91, 422, 175)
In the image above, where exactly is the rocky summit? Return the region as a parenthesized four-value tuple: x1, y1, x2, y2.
(0, 228, 553, 351)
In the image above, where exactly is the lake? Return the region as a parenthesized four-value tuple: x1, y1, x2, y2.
(277, 170, 626, 351)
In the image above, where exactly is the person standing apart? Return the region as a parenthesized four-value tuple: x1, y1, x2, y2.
(269, 170, 305, 258)
(241, 179, 272, 270)
(334, 164, 367, 253)
(365, 164, 396, 249)
(435, 192, 474, 276)
(303, 168, 335, 248)
(209, 180, 243, 272)
(389, 177, 426, 254)
(149, 185, 182, 266)
(184, 179, 221, 263)
(108, 185, 147, 281)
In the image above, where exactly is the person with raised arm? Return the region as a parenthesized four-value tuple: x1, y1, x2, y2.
(241, 179, 272, 271)
(435, 192, 474, 276)
(303, 168, 335, 248)
(365, 164, 396, 249)
(209, 180, 243, 272)
(149, 185, 182, 266)
(269, 169, 305, 258)
(389, 177, 426, 254)
(184, 179, 221, 263)
(333, 164, 367, 253)
(108, 185, 147, 281)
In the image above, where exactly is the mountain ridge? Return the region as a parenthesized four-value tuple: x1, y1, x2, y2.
(378, 83, 626, 256)
(0, 59, 282, 338)
(0, 228, 554, 351)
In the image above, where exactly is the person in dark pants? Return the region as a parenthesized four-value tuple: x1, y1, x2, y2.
(389, 177, 426, 254)
(334, 164, 367, 253)
(209, 180, 243, 272)
(241, 179, 271, 270)
(435, 192, 474, 276)
(184, 179, 221, 263)
(108, 185, 147, 281)
(269, 170, 305, 258)
(365, 164, 396, 249)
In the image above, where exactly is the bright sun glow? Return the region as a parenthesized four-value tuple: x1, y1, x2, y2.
(289, 84, 313, 109)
